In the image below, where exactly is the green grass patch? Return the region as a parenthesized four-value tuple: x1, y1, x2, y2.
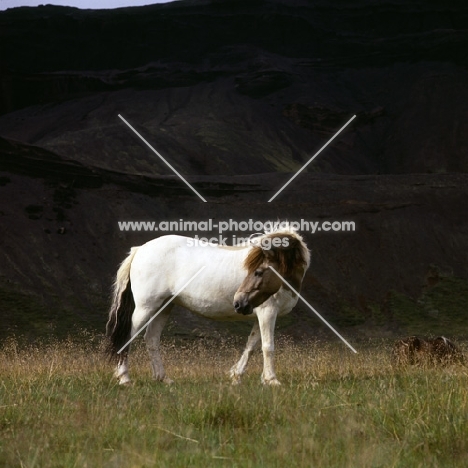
(1, 338, 468, 467)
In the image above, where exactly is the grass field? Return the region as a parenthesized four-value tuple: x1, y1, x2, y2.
(1, 334, 468, 468)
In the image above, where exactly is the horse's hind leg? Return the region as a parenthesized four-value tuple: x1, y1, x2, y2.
(145, 305, 173, 384)
(115, 351, 131, 385)
(230, 321, 260, 385)
(115, 304, 165, 385)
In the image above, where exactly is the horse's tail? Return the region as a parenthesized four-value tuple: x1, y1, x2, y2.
(106, 247, 139, 360)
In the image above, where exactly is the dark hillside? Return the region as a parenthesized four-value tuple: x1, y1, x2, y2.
(0, 0, 467, 341)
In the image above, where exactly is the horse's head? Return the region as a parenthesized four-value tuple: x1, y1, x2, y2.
(233, 232, 310, 315)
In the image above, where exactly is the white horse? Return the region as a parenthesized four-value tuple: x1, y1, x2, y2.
(106, 227, 310, 385)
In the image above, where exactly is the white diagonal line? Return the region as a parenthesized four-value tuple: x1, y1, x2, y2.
(118, 114, 207, 202)
(268, 114, 356, 202)
(268, 266, 357, 353)
(117, 266, 206, 354)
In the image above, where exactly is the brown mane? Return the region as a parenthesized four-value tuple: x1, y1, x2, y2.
(244, 231, 310, 276)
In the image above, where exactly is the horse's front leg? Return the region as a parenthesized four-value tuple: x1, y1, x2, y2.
(257, 307, 281, 386)
(230, 321, 260, 385)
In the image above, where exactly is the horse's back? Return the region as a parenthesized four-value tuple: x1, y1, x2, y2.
(134, 235, 248, 275)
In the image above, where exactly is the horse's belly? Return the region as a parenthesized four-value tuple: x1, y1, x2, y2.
(175, 296, 248, 320)
(175, 288, 298, 322)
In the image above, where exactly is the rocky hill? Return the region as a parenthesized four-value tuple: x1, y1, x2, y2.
(1, 0, 467, 342)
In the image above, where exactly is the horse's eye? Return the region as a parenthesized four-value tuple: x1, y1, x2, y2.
(254, 269, 263, 277)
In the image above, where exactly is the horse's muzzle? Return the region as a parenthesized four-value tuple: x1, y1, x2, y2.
(233, 299, 253, 315)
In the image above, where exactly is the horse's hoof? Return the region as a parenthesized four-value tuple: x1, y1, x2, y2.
(119, 379, 132, 386)
(231, 375, 242, 386)
(153, 376, 174, 385)
(263, 378, 281, 386)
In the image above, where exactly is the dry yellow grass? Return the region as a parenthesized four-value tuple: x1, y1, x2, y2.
(1, 334, 468, 467)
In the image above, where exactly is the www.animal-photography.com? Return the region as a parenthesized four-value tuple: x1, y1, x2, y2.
(1, 1, 468, 467)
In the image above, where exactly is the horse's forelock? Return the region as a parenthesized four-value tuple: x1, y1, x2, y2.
(273, 232, 310, 274)
(244, 232, 309, 276)
(244, 246, 265, 274)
